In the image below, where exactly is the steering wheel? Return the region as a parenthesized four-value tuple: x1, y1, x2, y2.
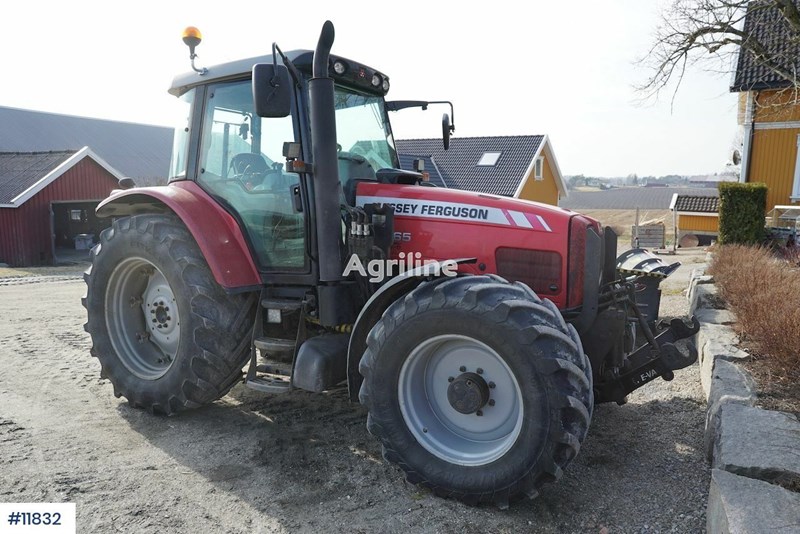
(251, 162, 286, 192)
(230, 161, 284, 192)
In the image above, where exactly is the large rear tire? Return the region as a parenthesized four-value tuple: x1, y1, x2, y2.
(83, 214, 256, 415)
(358, 275, 592, 507)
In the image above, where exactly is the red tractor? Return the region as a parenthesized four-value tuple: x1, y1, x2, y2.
(83, 21, 699, 508)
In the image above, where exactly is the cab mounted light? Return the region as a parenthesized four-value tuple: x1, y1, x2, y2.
(371, 74, 381, 87)
(382, 78, 390, 92)
(333, 60, 347, 75)
(182, 26, 208, 75)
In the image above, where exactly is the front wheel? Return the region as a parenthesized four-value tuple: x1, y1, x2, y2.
(359, 275, 592, 507)
(83, 214, 256, 414)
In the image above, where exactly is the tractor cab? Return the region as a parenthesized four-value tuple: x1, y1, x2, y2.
(166, 43, 412, 276)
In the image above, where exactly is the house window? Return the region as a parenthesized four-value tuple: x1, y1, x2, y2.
(534, 157, 544, 181)
(793, 134, 800, 201)
(477, 152, 501, 166)
(70, 209, 84, 222)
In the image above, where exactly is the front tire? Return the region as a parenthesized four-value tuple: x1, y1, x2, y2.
(358, 275, 592, 507)
(83, 214, 256, 414)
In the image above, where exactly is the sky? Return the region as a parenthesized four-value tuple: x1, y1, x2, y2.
(0, 0, 741, 178)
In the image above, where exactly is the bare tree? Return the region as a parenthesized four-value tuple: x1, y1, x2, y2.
(640, 0, 800, 101)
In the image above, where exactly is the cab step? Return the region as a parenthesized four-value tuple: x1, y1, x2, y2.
(254, 336, 296, 353)
(255, 363, 291, 376)
(244, 375, 291, 394)
(261, 298, 303, 311)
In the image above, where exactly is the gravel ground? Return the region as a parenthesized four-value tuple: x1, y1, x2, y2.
(0, 249, 709, 533)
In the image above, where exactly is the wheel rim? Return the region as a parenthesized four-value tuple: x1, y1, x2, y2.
(105, 257, 181, 380)
(398, 335, 524, 466)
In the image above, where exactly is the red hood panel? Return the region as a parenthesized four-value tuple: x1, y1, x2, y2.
(356, 182, 574, 308)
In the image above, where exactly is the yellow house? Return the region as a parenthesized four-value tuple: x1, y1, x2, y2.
(396, 135, 567, 206)
(732, 6, 800, 213)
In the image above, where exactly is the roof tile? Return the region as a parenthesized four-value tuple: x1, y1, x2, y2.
(731, 2, 800, 92)
(0, 151, 77, 204)
(397, 136, 544, 196)
(674, 194, 720, 213)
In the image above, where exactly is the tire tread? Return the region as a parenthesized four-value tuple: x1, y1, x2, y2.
(358, 275, 593, 508)
(83, 214, 256, 415)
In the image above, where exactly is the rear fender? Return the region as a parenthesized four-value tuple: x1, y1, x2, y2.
(96, 181, 261, 291)
(346, 258, 475, 401)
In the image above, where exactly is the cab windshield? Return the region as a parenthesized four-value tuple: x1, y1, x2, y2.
(333, 86, 398, 172)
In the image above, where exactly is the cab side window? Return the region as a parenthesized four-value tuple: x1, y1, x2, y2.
(197, 80, 305, 271)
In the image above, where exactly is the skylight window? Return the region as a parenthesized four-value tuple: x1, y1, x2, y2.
(477, 151, 501, 166)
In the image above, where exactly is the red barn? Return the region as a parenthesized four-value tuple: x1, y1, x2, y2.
(0, 147, 121, 266)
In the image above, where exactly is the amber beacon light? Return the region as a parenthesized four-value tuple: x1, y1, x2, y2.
(182, 26, 207, 74)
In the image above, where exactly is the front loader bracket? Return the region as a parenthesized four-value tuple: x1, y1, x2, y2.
(594, 316, 700, 404)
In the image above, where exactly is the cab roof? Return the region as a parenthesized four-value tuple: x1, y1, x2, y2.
(168, 50, 389, 97)
(168, 49, 312, 97)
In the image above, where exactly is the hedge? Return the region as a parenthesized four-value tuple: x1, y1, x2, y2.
(718, 182, 767, 245)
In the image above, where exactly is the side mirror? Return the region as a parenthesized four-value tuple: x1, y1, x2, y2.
(252, 63, 292, 118)
(442, 113, 451, 150)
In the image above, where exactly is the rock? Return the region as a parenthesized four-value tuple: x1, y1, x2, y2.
(705, 361, 756, 460)
(707, 469, 800, 534)
(696, 323, 738, 352)
(714, 404, 800, 486)
(695, 308, 736, 326)
(687, 272, 713, 311)
(687, 278, 719, 315)
(696, 323, 746, 398)
(690, 267, 707, 279)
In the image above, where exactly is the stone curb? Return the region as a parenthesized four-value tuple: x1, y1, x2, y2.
(707, 469, 800, 534)
(688, 267, 800, 533)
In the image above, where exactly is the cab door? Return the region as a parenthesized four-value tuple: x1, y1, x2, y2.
(195, 79, 308, 274)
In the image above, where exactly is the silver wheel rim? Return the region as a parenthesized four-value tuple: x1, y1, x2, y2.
(106, 257, 181, 380)
(398, 335, 524, 466)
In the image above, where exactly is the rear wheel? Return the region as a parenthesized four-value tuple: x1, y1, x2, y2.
(83, 214, 256, 414)
(359, 275, 592, 507)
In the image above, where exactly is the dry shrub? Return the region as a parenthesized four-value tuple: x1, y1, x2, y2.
(709, 245, 800, 374)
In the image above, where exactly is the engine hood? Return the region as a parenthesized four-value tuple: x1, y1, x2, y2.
(355, 182, 578, 233)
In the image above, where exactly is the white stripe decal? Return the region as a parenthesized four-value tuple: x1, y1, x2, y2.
(509, 210, 533, 228)
(357, 195, 554, 232)
(356, 195, 512, 225)
(535, 215, 552, 232)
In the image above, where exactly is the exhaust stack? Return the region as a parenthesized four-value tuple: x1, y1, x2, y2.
(309, 20, 343, 282)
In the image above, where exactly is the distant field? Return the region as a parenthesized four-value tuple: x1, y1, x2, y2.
(577, 208, 675, 244)
(561, 186, 717, 210)
(558, 186, 715, 247)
